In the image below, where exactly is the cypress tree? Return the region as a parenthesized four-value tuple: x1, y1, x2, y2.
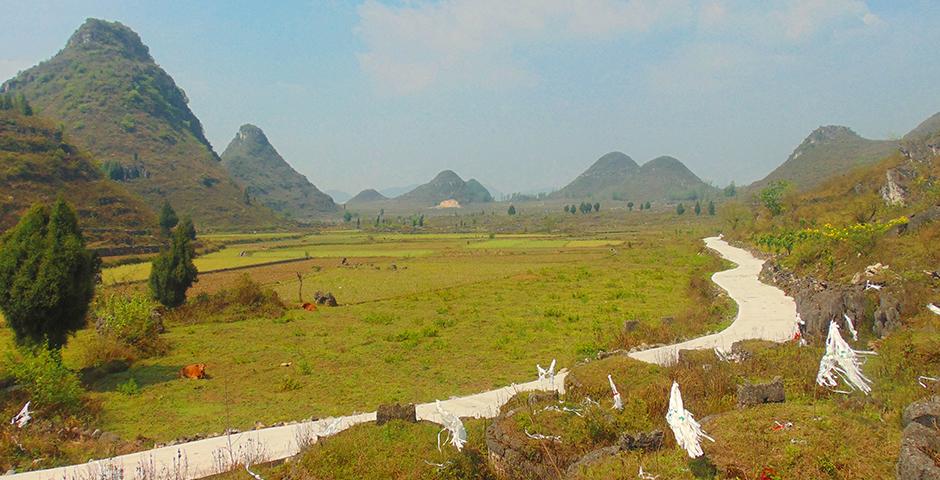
(0, 200, 97, 349)
(708, 201, 716, 216)
(158, 201, 179, 235)
(149, 225, 198, 308)
(179, 216, 196, 241)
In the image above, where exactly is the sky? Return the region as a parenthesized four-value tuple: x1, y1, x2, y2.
(2, 0, 940, 197)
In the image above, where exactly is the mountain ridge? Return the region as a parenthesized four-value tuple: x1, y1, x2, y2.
(553, 152, 713, 202)
(1, 18, 277, 228)
(220, 124, 336, 219)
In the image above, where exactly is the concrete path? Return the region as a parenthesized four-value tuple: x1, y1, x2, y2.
(629, 236, 797, 364)
(4, 237, 794, 480)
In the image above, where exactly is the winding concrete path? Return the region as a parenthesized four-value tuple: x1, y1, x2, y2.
(4, 237, 795, 480)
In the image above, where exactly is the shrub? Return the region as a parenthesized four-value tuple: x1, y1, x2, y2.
(0, 200, 97, 349)
(116, 377, 140, 396)
(92, 293, 167, 358)
(164, 274, 285, 324)
(3, 346, 83, 414)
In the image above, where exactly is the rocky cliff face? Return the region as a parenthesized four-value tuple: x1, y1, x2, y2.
(759, 262, 902, 340)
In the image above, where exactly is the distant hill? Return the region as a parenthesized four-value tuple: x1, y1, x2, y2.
(347, 189, 388, 204)
(220, 124, 336, 219)
(0, 107, 156, 247)
(750, 126, 897, 191)
(325, 189, 352, 204)
(553, 152, 714, 202)
(1, 18, 275, 228)
(397, 170, 493, 205)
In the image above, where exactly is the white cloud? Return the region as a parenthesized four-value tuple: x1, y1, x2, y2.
(355, 0, 883, 94)
(771, 0, 880, 41)
(355, 0, 692, 94)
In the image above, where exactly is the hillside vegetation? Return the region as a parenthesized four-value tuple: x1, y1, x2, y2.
(1, 18, 276, 229)
(0, 106, 155, 247)
(749, 125, 897, 192)
(220, 124, 336, 219)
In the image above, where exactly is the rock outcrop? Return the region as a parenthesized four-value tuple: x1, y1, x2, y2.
(737, 377, 785, 408)
(897, 396, 940, 479)
(375, 403, 416, 426)
(760, 261, 903, 340)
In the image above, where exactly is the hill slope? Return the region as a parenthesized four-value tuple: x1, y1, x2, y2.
(346, 189, 388, 204)
(0, 107, 156, 247)
(396, 170, 493, 206)
(220, 124, 336, 219)
(1, 18, 274, 228)
(751, 126, 896, 191)
(553, 152, 714, 202)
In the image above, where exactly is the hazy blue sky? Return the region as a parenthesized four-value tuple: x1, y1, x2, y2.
(2, 1, 939, 196)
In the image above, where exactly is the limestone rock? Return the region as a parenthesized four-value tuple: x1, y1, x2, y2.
(903, 396, 940, 429)
(375, 403, 416, 425)
(737, 377, 785, 408)
(618, 430, 664, 452)
(897, 422, 940, 480)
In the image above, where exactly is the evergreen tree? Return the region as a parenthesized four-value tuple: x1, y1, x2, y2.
(0, 200, 97, 349)
(593, 202, 600, 212)
(676, 203, 686, 215)
(158, 201, 179, 235)
(708, 201, 716, 216)
(149, 225, 198, 308)
(564, 205, 570, 213)
(627, 201, 634, 211)
(694, 201, 702, 216)
(343, 211, 353, 222)
(507, 205, 516, 215)
(179, 216, 196, 240)
(724, 182, 737, 197)
(645, 201, 651, 210)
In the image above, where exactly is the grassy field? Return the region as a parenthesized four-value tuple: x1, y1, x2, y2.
(1, 223, 725, 444)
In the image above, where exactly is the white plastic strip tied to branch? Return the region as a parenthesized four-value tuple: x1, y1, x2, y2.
(843, 314, 858, 341)
(435, 400, 467, 452)
(928, 303, 940, 316)
(11, 401, 30, 428)
(816, 321, 874, 394)
(537, 359, 556, 386)
(665, 381, 713, 458)
(608, 374, 623, 411)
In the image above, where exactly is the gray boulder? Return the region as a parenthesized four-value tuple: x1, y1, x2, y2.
(737, 377, 785, 408)
(897, 422, 940, 479)
(618, 430, 664, 452)
(903, 396, 940, 429)
(375, 403, 416, 425)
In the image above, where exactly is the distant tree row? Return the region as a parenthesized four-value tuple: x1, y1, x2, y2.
(675, 200, 716, 216)
(563, 202, 600, 214)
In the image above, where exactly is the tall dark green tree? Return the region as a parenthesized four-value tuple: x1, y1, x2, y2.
(694, 201, 702, 216)
(507, 205, 516, 215)
(676, 203, 686, 215)
(179, 216, 196, 241)
(0, 200, 97, 349)
(627, 201, 634, 211)
(149, 225, 198, 308)
(593, 202, 600, 212)
(708, 201, 716, 216)
(158, 201, 179, 235)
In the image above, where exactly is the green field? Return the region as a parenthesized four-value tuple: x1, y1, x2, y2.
(1, 226, 724, 443)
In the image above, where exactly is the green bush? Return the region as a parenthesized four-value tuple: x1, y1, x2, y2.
(93, 293, 166, 356)
(4, 346, 83, 414)
(116, 377, 140, 396)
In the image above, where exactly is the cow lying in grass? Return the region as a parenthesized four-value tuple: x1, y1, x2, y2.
(180, 363, 207, 379)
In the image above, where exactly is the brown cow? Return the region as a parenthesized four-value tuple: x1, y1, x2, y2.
(180, 363, 207, 379)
